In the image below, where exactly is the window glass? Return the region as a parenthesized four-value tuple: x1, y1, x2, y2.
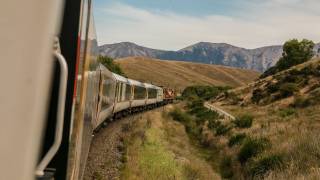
(134, 86, 146, 99)
(125, 84, 131, 100)
(148, 88, 157, 99)
(101, 78, 114, 109)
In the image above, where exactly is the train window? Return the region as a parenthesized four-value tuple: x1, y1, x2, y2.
(121, 83, 126, 101)
(117, 82, 122, 102)
(101, 79, 114, 109)
(125, 84, 131, 101)
(134, 86, 146, 99)
(148, 88, 157, 99)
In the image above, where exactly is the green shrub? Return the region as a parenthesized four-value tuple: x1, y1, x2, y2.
(238, 138, 270, 164)
(248, 154, 283, 177)
(292, 96, 311, 108)
(169, 108, 192, 124)
(182, 85, 231, 100)
(215, 124, 232, 136)
(225, 91, 242, 104)
(260, 39, 314, 78)
(98, 56, 125, 76)
(233, 114, 253, 128)
(219, 156, 234, 178)
(252, 89, 265, 104)
(228, 133, 247, 147)
(278, 107, 296, 117)
(266, 83, 280, 94)
(279, 83, 298, 98)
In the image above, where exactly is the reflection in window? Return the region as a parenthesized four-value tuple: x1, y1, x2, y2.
(101, 79, 114, 109)
(134, 86, 146, 99)
(125, 84, 131, 101)
(148, 88, 157, 99)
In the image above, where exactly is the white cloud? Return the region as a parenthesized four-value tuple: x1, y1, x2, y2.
(95, 1, 320, 50)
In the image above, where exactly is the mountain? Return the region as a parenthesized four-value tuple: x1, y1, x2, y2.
(99, 42, 320, 72)
(98, 42, 164, 58)
(115, 57, 260, 91)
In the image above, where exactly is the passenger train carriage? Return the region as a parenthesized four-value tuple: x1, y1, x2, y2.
(1, 0, 176, 180)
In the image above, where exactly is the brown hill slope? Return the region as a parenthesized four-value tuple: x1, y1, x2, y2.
(208, 58, 320, 178)
(115, 57, 260, 91)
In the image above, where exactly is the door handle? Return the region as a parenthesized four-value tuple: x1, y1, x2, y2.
(35, 51, 68, 176)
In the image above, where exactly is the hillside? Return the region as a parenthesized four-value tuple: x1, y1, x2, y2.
(99, 42, 320, 72)
(115, 57, 260, 91)
(205, 58, 320, 178)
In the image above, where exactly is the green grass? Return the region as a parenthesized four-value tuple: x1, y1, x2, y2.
(138, 128, 182, 179)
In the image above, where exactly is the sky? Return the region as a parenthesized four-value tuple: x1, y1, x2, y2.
(93, 0, 320, 50)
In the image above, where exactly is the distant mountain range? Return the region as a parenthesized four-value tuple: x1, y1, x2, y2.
(99, 42, 320, 72)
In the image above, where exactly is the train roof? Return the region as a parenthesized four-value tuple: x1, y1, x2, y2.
(144, 83, 162, 90)
(112, 73, 128, 83)
(128, 79, 145, 87)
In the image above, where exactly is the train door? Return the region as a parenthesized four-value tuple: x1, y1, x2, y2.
(65, 0, 100, 179)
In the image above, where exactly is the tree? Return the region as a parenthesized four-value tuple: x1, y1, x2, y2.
(98, 56, 125, 76)
(260, 39, 314, 78)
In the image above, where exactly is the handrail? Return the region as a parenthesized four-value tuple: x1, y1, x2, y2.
(35, 51, 68, 176)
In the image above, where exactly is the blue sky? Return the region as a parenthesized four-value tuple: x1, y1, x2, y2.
(93, 0, 320, 50)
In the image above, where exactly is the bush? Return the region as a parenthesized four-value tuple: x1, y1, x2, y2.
(228, 133, 247, 147)
(233, 114, 253, 128)
(215, 124, 232, 136)
(279, 83, 298, 98)
(225, 91, 242, 104)
(292, 96, 311, 108)
(267, 83, 280, 94)
(252, 89, 265, 104)
(182, 85, 231, 100)
(278, 107, 296, 117)
(169, 108, 192, 124)
(219, 156, 234, 178)
(248, 154, 283, 177)
(98, 56, 125, 76)
(188, 99, 219, 124)
(260, 39, 314, 78)
(238, 138, 270, 164)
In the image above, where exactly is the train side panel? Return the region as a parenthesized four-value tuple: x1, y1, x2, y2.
(96, 65, 116, 127)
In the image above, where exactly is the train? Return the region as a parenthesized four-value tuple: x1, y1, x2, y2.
(88, 65, 174, 132)
(0, 0, 175, 180)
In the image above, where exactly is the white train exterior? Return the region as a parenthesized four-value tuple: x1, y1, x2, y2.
(0, 0, 174, 180)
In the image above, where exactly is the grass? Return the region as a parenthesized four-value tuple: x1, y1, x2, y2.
(117, 57, 260, 92)
(121, 107, 220, 179)
(228, 133, 247, 147)
(278, 107, 296, 117)
(219, 156, 234, 178)
(248, 154, 283, 177)
(238, 138, 270, 164)
(233, 114, 253, 128)
(138, 128, 182, 179)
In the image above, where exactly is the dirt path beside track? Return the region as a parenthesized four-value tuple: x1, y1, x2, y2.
(83, 113, 142, 180)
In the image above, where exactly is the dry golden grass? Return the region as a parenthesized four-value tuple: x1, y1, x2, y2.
(207, 59, 320, 178)
(116, 57, 260, 92)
